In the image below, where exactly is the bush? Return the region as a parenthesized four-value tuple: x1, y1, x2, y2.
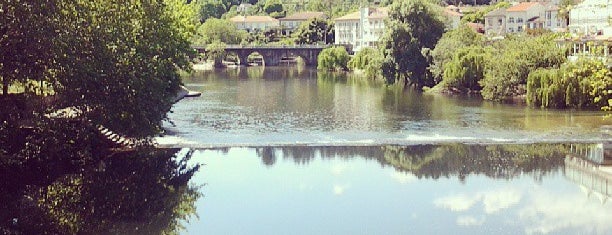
(348, 48, 382, 78)
(527, 58, 612, 110)
(480, 35, 566, 101)
(430, 25, 485, 83)
(440, 46, 490, 92)
(317, 46, 349, 71)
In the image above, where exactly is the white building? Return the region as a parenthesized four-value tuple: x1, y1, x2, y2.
(334, 7, 388, 52)
(543, 3, 567, 32)
(505, 2, 546, 33)
(279, 11, 328, 36)
(229, 15, 280, 33)
(484, 8, 508, 36)
(569, 0, 612, 36)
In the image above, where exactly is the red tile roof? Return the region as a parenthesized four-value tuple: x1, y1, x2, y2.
(506, 2, 541, 12)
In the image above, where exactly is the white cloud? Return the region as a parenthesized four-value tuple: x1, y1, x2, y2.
(333, 184, 350, 196)
(434, 188, 522, 214)
(482, 189, 522, 214)
(434, 194, 482, 212)
(457, 216, 485, 227)
(390, 171, 417, 184)
(519, 190, 612, 235)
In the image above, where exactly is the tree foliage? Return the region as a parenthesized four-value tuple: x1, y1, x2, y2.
(440, 46, 490, 92)
(430, 25, 485, 83)
(1, 0, 197, 139)
(479, 35, 566, 101)
(292, 18, 334, 45)
(264, 0, 284, 16)
(317, 46, 350, 71)
(196, 0, 227, 22)
(348, 47, 383, 78)
(460, 2, 510, 24)
(193, 18, 247, 45)
(380, 0, 445, 86)
(527, 58, 612, 110)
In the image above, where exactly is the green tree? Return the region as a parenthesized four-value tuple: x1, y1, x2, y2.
(379, 0, 445, 86)
(480, 34, 566, 101)
(51, 0, 194, 137)
(293, 18, 334, 44)
(193, 18, 247, 45)
(430, 25, 485, 83)
(440, 46, 490, 92)
(206, 41, 227, 67)
(196, 0, 227, 22)
(264, 0, 284, 16)
(527, 58, 612, 110)
(460, 2, 509, 24)
(317, 46, 350, 71)
(348, 47, 383, 78)
(0, 0, 59, 96)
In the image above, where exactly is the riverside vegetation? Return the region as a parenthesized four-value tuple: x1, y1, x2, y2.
(316, 0, 611, 113)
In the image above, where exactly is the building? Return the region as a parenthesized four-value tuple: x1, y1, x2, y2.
(229, 15, 280, 33)
(505, 2, 546, 33)
(334, 7, 388, 52)
(484, 8, 507, 36)
(569, 0, 612, 36)
(443, 6, 463, 29)
(279, 11, 328, 36)
(543, 3, 567, 32)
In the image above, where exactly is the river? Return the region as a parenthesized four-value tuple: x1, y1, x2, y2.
(4, 67, 610, 234)
(159, 66, 610, 147)
(161, 67, 611, 234)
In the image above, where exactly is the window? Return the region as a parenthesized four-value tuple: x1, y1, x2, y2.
(508, 27, 514, 32)
(518, 26, 523, 32)
(498, 18, 503, 25)
(517, 18, 523, 23)
(509, 17, 514, 23)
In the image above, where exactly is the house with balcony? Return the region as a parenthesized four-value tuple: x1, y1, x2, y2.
(334, 7, 388, 52)
(279, 11, 328, 36)
(229, 15, 280, 33)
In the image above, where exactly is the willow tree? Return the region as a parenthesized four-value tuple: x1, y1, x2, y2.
(379, 0, 445, 86)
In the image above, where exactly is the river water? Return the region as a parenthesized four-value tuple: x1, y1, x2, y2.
(155, 67, 612, 234)
(160, 67, 610, 147)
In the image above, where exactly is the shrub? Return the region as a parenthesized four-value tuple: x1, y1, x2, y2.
(526, 58, 612, 110)
(317, 46, 349, 71)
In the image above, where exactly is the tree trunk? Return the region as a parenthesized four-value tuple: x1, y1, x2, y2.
(2, 77, 7, 96)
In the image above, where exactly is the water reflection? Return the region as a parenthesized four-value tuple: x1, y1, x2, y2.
(254, 144, 567, 181)
(188, 143, 612, 234)
(0, 149, 201, 234)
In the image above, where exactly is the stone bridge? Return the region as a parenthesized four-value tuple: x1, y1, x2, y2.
(192, 44, 352, 66)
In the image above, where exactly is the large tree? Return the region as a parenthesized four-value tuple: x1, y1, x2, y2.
(0, 0, 59, 95)
(292, 18, 334, 44)
(379, 0, 445, 86)
(193, 18, 247, 45)
(1, 0, 197, 137)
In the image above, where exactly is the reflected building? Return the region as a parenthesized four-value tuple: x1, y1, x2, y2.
(565, 143, 612, 204)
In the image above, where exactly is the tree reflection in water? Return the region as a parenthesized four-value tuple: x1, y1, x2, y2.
(0, 148, 201, 235)
(255, 144, 570, 182)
